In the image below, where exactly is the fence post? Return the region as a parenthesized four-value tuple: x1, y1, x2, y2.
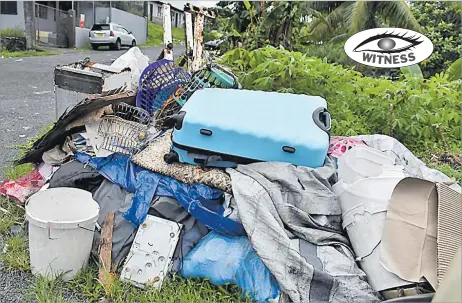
(162, 4, 173, 60)
(67, 9, 76, 48)
(184, 12, 194, 73)
(191, 13, 204, 72)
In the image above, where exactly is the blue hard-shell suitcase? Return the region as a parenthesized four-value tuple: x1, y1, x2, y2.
(164, 88, 331, 168)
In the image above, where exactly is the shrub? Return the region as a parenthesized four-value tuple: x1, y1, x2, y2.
(0, 27, 25, 38)
(220, 47, 461, 155)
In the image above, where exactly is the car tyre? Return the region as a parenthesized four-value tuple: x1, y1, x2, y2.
(130, 40, 136, 48)
(114, 39, 121, 50)
(91, 44, 99, 50)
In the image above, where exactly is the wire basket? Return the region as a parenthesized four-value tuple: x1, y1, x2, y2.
(113, 102, 151, 125)
(98, 116, 148, 156)
(153, 92, 182, 129)
(136, 59, 190, 116)
(173, 64, 241, 106)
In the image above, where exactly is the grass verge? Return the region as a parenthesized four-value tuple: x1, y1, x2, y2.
(0, 27, 25, 38)
(1, 49, 59, 58)
(141, 22, 185, 47)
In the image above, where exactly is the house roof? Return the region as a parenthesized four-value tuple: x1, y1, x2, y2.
(152, 1, 217, 12)
(152, 1, 184, 12)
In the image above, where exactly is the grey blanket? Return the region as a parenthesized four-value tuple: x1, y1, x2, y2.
(227, 158, 380, 303)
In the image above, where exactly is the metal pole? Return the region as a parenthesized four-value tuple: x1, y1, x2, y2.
(109, 1, 112, 23)
(92, 1, 95, 24)
(144, 1, 149, 44)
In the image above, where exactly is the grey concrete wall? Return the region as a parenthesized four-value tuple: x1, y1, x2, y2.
(35, 5, 57, 32)
(75, 27, 90, 48)
(0, 1, 25, 30)
(94, 7, 110, 24)
(77, 1, 95, 29)
(109, 8, 147, 44)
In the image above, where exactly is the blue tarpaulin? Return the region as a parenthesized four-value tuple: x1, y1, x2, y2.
(181, 232, 280, 302)
(75, 153, 245, 236)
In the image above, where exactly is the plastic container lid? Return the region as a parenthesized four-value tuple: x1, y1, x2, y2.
(25, 187, 100, 229)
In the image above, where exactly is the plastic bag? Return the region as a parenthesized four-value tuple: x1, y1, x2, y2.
(181, 232, 280, 302)
(0, 168, 45, 204)
(111, 47, 149, 91)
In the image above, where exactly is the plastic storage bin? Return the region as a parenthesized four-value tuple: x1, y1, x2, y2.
(338, 145, 396, 184)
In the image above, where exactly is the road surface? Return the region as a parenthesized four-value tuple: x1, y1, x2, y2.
(0, 46, 163, 179)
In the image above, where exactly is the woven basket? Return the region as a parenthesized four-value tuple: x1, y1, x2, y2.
(132, 130, 232, 193)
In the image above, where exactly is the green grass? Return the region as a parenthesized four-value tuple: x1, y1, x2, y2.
(0, 27, 25, 38)
(67, 265, 250, 303)
(1, 49, 59, 58)
(141, 22, 185, 47)
(27, 274, 67, 303)
(75, 45, 92, 51)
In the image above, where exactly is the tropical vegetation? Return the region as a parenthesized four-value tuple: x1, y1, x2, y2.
(220, 46, 461, 182)
(208, 1, 461, 79)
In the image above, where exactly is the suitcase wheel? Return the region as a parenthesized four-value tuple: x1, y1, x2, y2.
(164, 150, 179, 164)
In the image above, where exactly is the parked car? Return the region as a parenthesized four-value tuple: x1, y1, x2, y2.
(89, 23, 136, 50)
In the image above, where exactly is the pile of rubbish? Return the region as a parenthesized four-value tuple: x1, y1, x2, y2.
(1, 47, 461, 303)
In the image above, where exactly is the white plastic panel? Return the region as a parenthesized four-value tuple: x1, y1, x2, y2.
(120, 215, 182, 290)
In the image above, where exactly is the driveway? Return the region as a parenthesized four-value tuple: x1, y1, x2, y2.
(0, 46, 164, 178)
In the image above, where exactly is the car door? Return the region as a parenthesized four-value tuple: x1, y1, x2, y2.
(122, 27, 132, 45)
(113, 25, 123, 45)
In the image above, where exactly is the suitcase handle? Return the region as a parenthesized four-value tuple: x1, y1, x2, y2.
(312, 107, 331, 133)
(193, 154, 238, 169)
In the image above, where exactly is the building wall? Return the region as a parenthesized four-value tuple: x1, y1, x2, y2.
(94, 7, 147, 44)
(75, 27, 90, 48)
(149, 2, 184, 28)
(110, 7, 147, 44)
(35, 4, 57, 32)
(0, 1, 25, 30)
(76, 1, 95, 29)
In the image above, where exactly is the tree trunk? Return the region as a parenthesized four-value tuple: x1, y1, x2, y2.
(23, 1, 36, 50)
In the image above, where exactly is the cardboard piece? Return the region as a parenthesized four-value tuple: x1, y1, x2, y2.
(436, 183, 462, 284)
(380, 177, 438, 289)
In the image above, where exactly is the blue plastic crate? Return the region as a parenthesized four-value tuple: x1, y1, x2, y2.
(136, 59, 190, 116)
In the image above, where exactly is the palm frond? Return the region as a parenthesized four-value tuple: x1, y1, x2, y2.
(445, 1, 462, 12)
(308, 2, 350, 40)
(345, 1, 372, 34)
(328, 33, 349, 44)
(376, 0, 421, 32)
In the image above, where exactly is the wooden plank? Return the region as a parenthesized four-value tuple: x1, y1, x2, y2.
(98, 211, 115, 286)
(191, 13, 205, 73)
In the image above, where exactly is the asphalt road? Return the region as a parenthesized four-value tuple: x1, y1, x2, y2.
(0, 46, 163, 179)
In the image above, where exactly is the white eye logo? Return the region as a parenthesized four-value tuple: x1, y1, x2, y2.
(344, 28, 433, 68)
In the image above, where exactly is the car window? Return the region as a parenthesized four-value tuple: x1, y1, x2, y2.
(122, 28, 130, 34)
(91, 24, 110, 31)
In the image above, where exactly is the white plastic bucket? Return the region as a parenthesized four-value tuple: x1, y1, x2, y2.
(338, 145, 395, 184)
(26, 187, 100, 281)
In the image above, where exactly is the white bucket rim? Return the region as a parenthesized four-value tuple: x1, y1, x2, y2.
(25, 187, 100, 230)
